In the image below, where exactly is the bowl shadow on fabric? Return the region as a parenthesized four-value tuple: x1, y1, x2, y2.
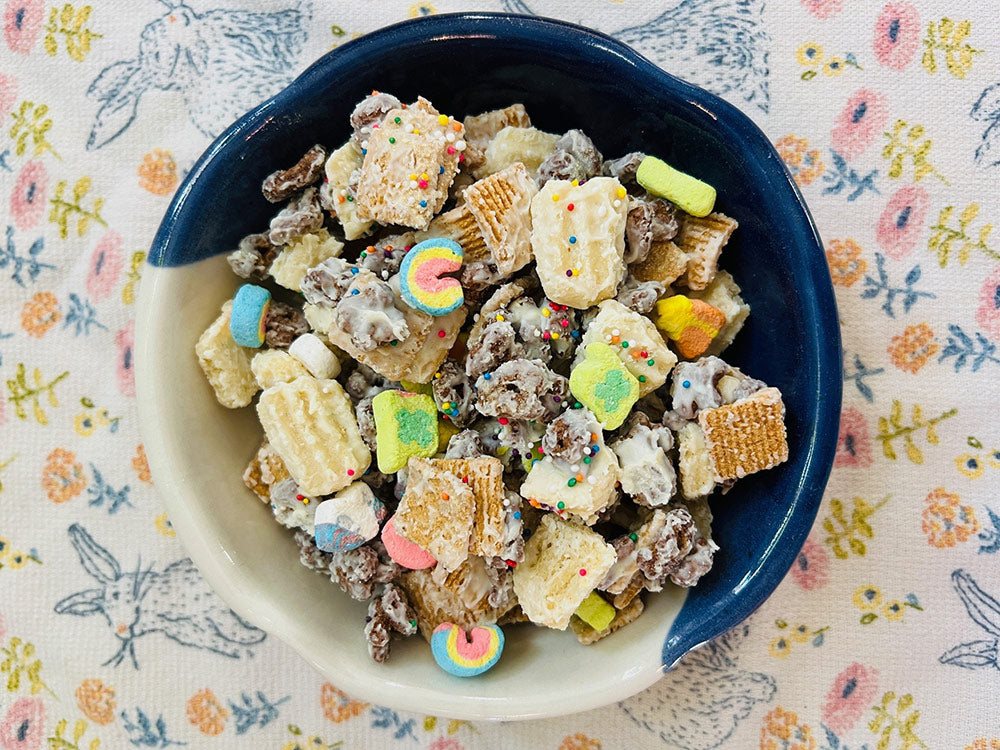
(141, 13, 840, 720)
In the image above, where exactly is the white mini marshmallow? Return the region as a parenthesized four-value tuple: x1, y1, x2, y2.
(289, 332, 340, 379)
(314, 482, 386, 552)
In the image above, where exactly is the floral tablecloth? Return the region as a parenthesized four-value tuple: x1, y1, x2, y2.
(2, 0, 999, 748)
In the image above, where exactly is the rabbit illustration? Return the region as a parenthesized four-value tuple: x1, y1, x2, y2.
(939, 568, 1000, 671)
(971, 82, 1000, 168)
(621, 621, 776, 750)
(54, 524, 266, 668)
(85, 0, 311, 150)
(499, 0, 770, 112)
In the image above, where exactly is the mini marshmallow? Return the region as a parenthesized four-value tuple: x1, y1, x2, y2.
(381, 515, 436, 569)
(288, 332, 341, 379)
(314, 481, 386, 552)
(229, 284, 271, 347)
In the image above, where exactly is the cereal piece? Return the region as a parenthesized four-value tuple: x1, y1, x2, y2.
(195, 301, 259, 409)
(463, 104, 531, 172)
(229, 284, 270, 348)
(670, 356, 730, 419)
(294, 528, 333, 573)
(250, 349, 310, 389)
(636, 506, 695, 590)
(677, 422, 716, 499)
(288, 332, 340, 379)
(624, 196, 680, 264)
(400, 557, 510, 640)
(382, 515, 437, 570)
(227, 232, 278, 280)
(435, 457, 506, 558)
(520, 434, 621, 525)
(540, 408, 599, 472)
(256, 376, 371, 496)
(474, 359, 567, 421)
(530, 177, 628, 309)
(579, 299, 677, 396)
(269, 229, 344, 291)
(569, 342, 641, 430)
(414, 204, 490, 262)
(570, 595, 645, 645)
(242, 441, 290, 502)
(355, 97, 462, 228)
(465, 320, 524, 379)
(365, 597, 393, 663)
(335, 274, 411, 351)
(463, 162, 538, 276)
(268, 186, 324, 245)
(327, 284, 466, 384)
(350, 92, 402, 147)
(512, 514, 617, 630)
(446, 429, 486, 459)
(506, 295, 578, 362)
(698, 387, 788, 481)
(475, 126, 559, 179)
(261, 144, 327, 203)
(329, 544, 378, 601)
(302, 302, 335, 341)
(380, 581, 418, 634)
(431, 623, 504, 677)
(268, 478, 319, 533)
(674, 212, 738, 291)
(355, 396, 377, 451)
(372, 390, 439, 473)
(631, 239, 689, 286)
(264, 300, 309, 349)
(671, 534, 718, 588)
(399, 238, 465, 316)
(324, 140, 374, 240)
(688, 270, 750, 355)
(395, 457, 475, 571)
(611, 574, 644, 609)
(636, 155, 716, 218)
(610, 421, 677, 507)
(314, 481, 386, 552)
(359, 233, 414, 279)
(654, 295, 727, 359)
(300, 257, 356, 308)
(431, 360, 476, 428)
(498, 605, 530, 625)
(574, 591, 616, 631)
(615, 275, 665, 315)
(602, 152, 646, 185)
(537, 129, 602, 185)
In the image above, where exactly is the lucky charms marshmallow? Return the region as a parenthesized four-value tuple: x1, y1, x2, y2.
(195, 90, 791, 673)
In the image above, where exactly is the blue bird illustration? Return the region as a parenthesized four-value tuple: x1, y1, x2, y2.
(499, 0, 770, 112)
(85, 0, 311, 150)
(971, 82, 1000, 168)
(54, 524, 266, 668)
(621, 622, 776, 749)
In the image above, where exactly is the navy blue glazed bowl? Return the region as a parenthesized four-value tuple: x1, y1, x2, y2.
(137, 13, 841, 719)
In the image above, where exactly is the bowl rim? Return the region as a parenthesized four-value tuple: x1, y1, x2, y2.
(137, 11, 841, 720)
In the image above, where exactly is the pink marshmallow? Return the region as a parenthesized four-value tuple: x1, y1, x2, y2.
(381, 515, 436, 570)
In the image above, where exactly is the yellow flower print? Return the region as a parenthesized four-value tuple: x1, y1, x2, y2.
(74, 412, 97, 436)
(0, 536, 10, 561)
(823, 57, 846, 76)
(853, 585, 883, 611)
(989, 449, 1000, 469)
(796, 42, 823, 66)
(6, 552, 28, 569)
(790, 624, 811, 643)
(769, 636, 793, 658)
(955, 453, 985, 479)
(882, 601, 905, 620)
(154, 513, 176, 538)
(409, 2, 436, 17)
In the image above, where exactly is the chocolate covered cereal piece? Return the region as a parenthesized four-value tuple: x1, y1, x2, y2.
(261, 144, 327, 203)
(615, 274, 666, 315)
(227, 232, 278, 280)
(263, 300, 309, 349)
(268, 186, 324, 246)
(350, 92, 402, 148)
(474, 359, 567, 421)
(324, 140, 374, 240)
(537, 129, 602, 185)
(242, 441, 290, 502)
(270, 229, 344, 292)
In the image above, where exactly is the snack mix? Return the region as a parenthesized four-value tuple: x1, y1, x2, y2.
(197, 92, 789, 678)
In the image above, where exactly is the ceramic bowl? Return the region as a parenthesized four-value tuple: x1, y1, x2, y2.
(136, 13, 841, 720)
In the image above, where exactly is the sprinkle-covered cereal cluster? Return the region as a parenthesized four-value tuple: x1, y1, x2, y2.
(198, 91, 790, 677)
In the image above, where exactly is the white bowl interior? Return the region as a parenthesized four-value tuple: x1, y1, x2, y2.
(136, 258, 685, 720)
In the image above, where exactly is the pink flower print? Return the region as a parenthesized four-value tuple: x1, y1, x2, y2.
(428, 740, 464, 750)
(831, 89, 889, 161)
(9, 160, 47, 232)
(0, 73, 17, 122)
(116, 320, 135, 397)
(3, 0, 43, 54)
(87, 231, 124, 302)
(822, 663, 879, 735)
(835, 407, 872, 468)
(873, 2, 921, 71)
(976, 268, 1000, 341)
(876, 186, 929, 259)
(0, 697, 46, 750)
(789, 536, 829, 590)
(801, 0, 841, 19)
